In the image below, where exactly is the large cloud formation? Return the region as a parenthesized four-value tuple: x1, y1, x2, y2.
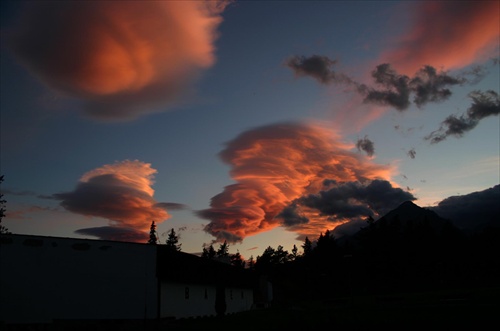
(6, 0, 231, 121)
(197, 122, 408, 243)
(380, 1, 500, 75)
(53, 160, 170, 242)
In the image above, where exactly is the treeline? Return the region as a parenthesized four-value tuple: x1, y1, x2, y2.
(152, 218, 500, 300)
(239, 220, 499, 301)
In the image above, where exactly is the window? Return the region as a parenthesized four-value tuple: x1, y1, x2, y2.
(204, 288, 208, 299)
(229, 289, 233, 300)
(241, 290, 244, 299)
(184, 287, 189, 299)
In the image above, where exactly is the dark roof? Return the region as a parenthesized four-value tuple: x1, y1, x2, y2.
(156, 246, 256, 288)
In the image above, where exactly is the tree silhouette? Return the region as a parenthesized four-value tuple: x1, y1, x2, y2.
(216, 240, 229, 258)
(290, 244, 299, 261)
(201, 243, 217, 259)
(302, 237, 312, 257)
(274, 245, 289, 264)
(147, 221, 158, 244)
(0, 175, 10, 235)
(165, 228, 182, 251)
(247, 255, 255, 270)
(230, 250, 246, 269)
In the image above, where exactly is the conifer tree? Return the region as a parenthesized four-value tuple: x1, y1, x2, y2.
(201, 243, 217, 259)
(230, 250, 246, 269)
(165, 228, 182, 252)
(216, 240, 229, 258)
(302, 237, 312, 257)
(0, 175, 10, 235)
(147, 221, 157, 244)
(247, 255, 255, 270)
(290, 244, 298, 261)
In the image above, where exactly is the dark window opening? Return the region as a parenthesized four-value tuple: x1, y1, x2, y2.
(185, 287, 189, 299)
(204, 288, 208, 299)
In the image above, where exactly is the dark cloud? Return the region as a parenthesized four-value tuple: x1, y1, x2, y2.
(363, 63, 411, 110)
(429, 185, 500, 233)
(75, 226, 148, 243)
(425, 114, 477, 144)
(287, 57, 468, 112)
(285, 55, 352, 85)
(154, 202, 188, 211)
(2, 188, 56, 200)
(297, 179, 416, 221)
(407, 148, 416, 159)
(276, 203, 309, 226)
(355, 135, 375, 157)
(425, 90, 499, 144)
(363, 64, 464, 111)
(330, 218, 367, 239)
(467, 90, 500, 120)
(410, 65, 464, 107)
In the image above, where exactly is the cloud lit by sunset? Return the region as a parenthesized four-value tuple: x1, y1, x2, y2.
(380, 1, 500, 75)
(53, 160, 170, 242)
(197, 122, 401, 243)
(6, 0, 231, 120)
(1, 1, 498, 255)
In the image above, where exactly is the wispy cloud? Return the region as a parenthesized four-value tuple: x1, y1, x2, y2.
(6, 0, 232, 121)
(379, 1, 500, 75)
(5, 205, 60, 220)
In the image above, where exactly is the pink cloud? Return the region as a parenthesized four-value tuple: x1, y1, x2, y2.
(197, 122, 397, 243)
(54, 160, 170, 242)
(380, 1, 499, 75)
(7, 1, 232, 120)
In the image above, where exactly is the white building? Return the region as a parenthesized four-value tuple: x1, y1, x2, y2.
(0, 234, 256, 326)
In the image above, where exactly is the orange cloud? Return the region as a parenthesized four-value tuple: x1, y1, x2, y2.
(54, 160, 170, 242)
(380, 1, 500, 75)
(197, 122, 396, 243)
(7, 0, 231, 120)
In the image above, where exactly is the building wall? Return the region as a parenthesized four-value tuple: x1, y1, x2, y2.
(160, 282, 217, 318)
(0, 235, 158, 324)
(224, 286, 254, 314)
(159, 282, 254, 319)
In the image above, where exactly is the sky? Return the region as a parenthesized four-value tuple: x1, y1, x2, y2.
(1, 0, 499, 258)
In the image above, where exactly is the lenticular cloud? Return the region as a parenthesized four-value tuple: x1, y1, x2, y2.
(7, 0, 231, 120)
(54, 160, 170, 242)
(197, 121, 398, 243)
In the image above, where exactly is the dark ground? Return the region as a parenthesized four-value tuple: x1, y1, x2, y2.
(164, 286, 499, 330)
(3, 286, 498, 330)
